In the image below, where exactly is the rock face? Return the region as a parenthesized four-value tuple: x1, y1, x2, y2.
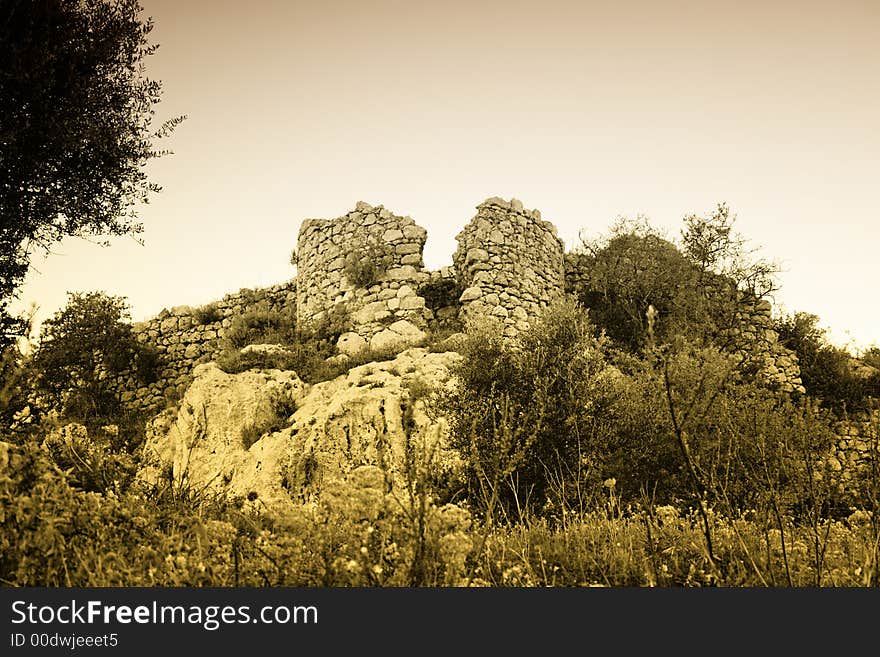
(141, 363, 305, 508)
(141, 349, 462, 513)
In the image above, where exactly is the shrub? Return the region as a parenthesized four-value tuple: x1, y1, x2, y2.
(225, 304, 297, 349)
(0, 339, 35, 435)
(216, 340, 402, 386)
(193, 302, 223, 325)
(443, 298, 618, 517)
(570, 206, 779, 354)
(775, 312, 880, 416)
(570, 218, 709, 351)
(41, 423, 138, 494)
(31, 292, 159, 430)
(239, 392, 297, 449)
(343, 235, 394, 288)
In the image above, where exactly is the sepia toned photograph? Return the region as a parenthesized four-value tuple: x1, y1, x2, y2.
(2, 0, 878, 603)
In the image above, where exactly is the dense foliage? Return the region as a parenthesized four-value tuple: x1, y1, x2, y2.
(0, 0, 183, 347)
(30, 291, 157, 444)
(571, 204, 778, 353)
(775, 312, 880, 416)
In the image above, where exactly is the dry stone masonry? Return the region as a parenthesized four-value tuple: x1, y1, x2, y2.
(113, 282, 296, 412)
(296, 202, 433, 353)
(453, 197, 565, 338)
(112, 195, 808, 414)
(833, 409, 880, 492)
(728, 293, 805, 394)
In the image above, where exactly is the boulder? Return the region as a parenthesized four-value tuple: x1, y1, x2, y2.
(369, 320, 427, 352)
(140, 350, 462, 514)
(337, 331, 367, 356)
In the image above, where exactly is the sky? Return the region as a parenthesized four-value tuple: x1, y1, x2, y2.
(13, 0, 880, 350)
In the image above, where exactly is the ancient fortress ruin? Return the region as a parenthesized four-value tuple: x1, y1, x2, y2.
(293, 197, 566, 348)
(102, 196, 880, 476)
(454, 198, 565, 337)
(118, 196, 807, 413)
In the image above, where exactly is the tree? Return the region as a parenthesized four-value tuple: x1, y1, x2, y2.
(681, 203, 777, 299)
(31, 291, 157, 426)
(569, 205, 780, 353)
(0, 0, 183, 348)
(570, 217, 709, 351)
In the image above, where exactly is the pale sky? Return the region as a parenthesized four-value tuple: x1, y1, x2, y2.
(13, 0, 880, 350)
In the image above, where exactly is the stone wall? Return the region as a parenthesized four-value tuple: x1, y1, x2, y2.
(832, 409, 879, 487)
(108, 194, 814, 414)
(453, 197, 565, 338)
(295, 202, 433, 351)
(725, 292, 805, 394)
(114, 281, 296, 413)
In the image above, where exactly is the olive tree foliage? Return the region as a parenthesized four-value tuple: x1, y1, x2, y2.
(569, 203, 780, 353)
(31, 291, 158, 426)
(0, 0, 184, 347)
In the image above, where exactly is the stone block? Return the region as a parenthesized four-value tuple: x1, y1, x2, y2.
(459, 286, 483, 302)
(337, 332, 367, 356)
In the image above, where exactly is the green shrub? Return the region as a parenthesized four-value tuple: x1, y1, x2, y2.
(31, 291, 159, 430)
(775, 312, 880, 416)
(225, 304, 297, 349)
(343, 235, 394, 288)
(193, 302, 223, 325)
(41, 423, 138, 494)
(570, 206, 778, 354)
(239, 393, 296, 449)
(443, 298, 618, 517)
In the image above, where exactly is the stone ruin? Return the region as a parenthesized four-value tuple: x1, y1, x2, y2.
(294, 197, 566, 350)
(295, 201, 434, 354)
(115, 195, 808, 414)
(453, 197, 565, 338)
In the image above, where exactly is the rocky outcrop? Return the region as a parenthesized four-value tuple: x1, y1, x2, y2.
(140, 348, 462, 513)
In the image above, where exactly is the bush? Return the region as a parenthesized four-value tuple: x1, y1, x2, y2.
(775, 312, 880, 416)
(444, 298, 618, 517)
(343, 235, 394, 288)
(225, 304, 297, 349)
(240, 391, 298, 449)
(31, 292, 159, 430)
(41, 423, 138, 494)
(571, 219, 710, 351)
(0, 339, 34, 435)
(570, 206, 778, 354)
(193, 302, 223, 325)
